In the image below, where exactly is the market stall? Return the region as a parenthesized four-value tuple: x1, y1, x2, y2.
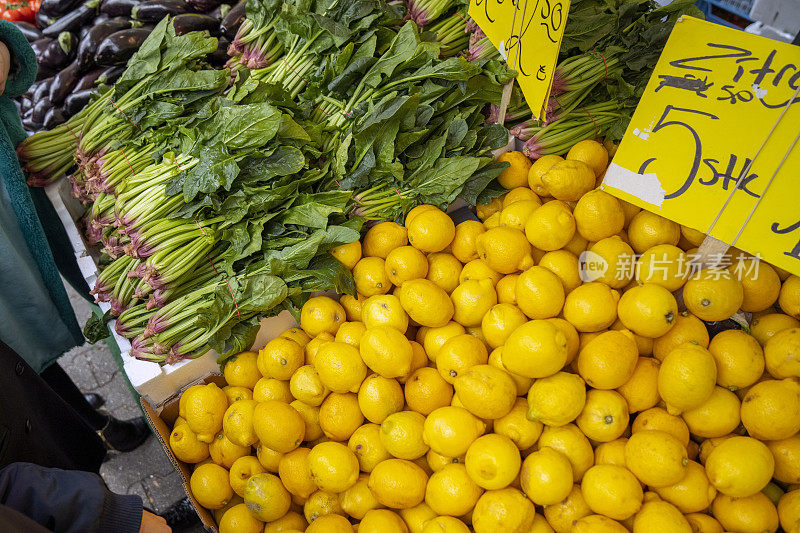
(16, 0, 800, 531)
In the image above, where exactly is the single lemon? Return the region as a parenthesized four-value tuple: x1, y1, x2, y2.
(303, 489, 344, 523)
(339, 293, 365, 322)
(541, 160, 595, 201)
(289, 365, 329, 407)
(625, 430, 688, 488)
(653, 312, 709, 361)
(494, 398, 543, 450)
(426, 252, 463, 294)
(301, 296, 345, 337)
(423, 321, 466, 362)
(616, 357, 661, 413)
(451, 278, 498, 327)
(359, 509, 408, 532)
(348, 423, 391, 473)
(499, 199, 541, 231)
(524, 200, 576, 251)
(538, 250, 582, 293)
(683, 513, 723, 533)
(527, 154, 563, 196)
(480, 303, 528, 349)
(538, 424, 594, 483)
(764, 327, 800, 379)
(730, 258, 781, 313)
(330, 240, 362, 270)
(573, 514, 629, 533)
(276, 447, 315, 499)
(563, 282, 620, 332)
(633, 500, 692, 533)
(627, 211, 681, 254)
(407, 208, 455, 253)
(218, 503, 263, 533)
(543, 484, 592, 532)
(339, 474, 381, 520)
(488, 346, 532, 395)
(476, 196, 503, 221)
(423, 406, 485, 457)
(460, 258, 503, 286)
(228, 456, 266, 499)
(751, 313, 800, 346)
(368, 458, 429, 509)
(314, 341, 367, 394)
(683, 270, 744, 322)
(526, 371, 586, 426)
(451, 220, 486, 264)
(426, 449, 464, 472)
(319, 392, 364, 442)
(577, 330, 638, 389)
(631, 407, 690, 447)
(573, 189, 624, 242)
(406, 204, 439, 226)
(682, 386, 741, 438)
(584, 236, 635, 289)
(453, 364, 517, 419)
(502, 319, 568, 378)
(564, 231, 589, 257)
(305, 332, 334, 367)
(766, 435, 800, 484)
(363, 221, 408, 259)
(224, 351, 261, 389)
(184, 383, 229, 444)
(169, 423, 210, 463)
(779, 275, 800, 318)
(210, 432, 250, 469)
(305, 513, 352, 532)
(472, 487, 536, 533)
(581, 464, 643, 520)
(658, 343, 717, 415)
(253, 377, 292, 403)
(360, 326, 414, 378)
(405, 367, 454, 416)
(362, 294, 409, 332)
(280, 327, 311, 347)
(253, 400, 305, 453)
(705, 436, 774, 497)
(385, 245, 429, 287)
(567, 139, 609, 178)
(464, 434, 521, 491)
(191, 462, 234, 510)
(380, 410, 429, 460)
(740, 378, 800, 440)
(711, 492, 779, 533)
(307, 441, 359, 492)
(357, 373, 404, 424)
(546, 317, 581, 364)
(353, 257, 392, 297)
(223, 399, 258, 447)
(520, 447, 573, 505)
(617, 283, 678, 338)
(436, 333, 489, 384)
(258, 337, 304, 380)
(399, 503, 436, 533)
(422, 516, 470, 533)
(778, 489, 800, 532)
(654, 460, 716, 514)
(425, 463, 484, 516)
(396, 278, 455, 328)
(515, 266, 566, 319)
(594, 438, 629, 467)
(476, 226, 534, 275)
(334, 321, 367, 347)
(503, 187, 540, 207)
(575, 389, 629, 443)
(635, 244, 689, 292)
(497, 151, 533, 189)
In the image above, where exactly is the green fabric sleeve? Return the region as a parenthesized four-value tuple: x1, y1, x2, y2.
(0, 19, 37, 100)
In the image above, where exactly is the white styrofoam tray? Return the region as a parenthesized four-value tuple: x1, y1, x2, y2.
(46, 180, 299, 406)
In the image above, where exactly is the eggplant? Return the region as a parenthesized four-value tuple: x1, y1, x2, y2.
(220, 1, 245, 39)
(97, 65, 125, 85)
(32, 98, 53, 125)
(40, 0, 84, 17)
(20, 97, 33, 114)
(33, 79, 53, 102)
(36, 10, 57, 29)
(39, 32, 77, 71)
(77, 17, 132, 73)
(13, 22, 43, 42)
(42, 3, 99, 38)
(49, 62, 81, 106)
(208, 3, 231, 19)
(64, 89, 94, 116)
(187, 0, 222, 11)
(74, 68, 104, 91)
(44, 107, 68, 129)
(132, 0, 189, 21)
(95, 29, 151, 66)
(209, 36, 229, 67)
(30, 38, 53, 58)
(172, 13, 219, 35)
(23, 115, 42, 132)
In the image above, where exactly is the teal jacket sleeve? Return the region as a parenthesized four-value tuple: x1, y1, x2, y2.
(0, 20, 84, 372)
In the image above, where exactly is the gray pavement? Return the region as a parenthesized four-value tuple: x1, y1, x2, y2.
(62, 283, 206, 530)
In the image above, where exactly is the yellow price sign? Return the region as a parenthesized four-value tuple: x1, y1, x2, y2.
(602, 16, 800, 277)
(468, 0, 570, 119)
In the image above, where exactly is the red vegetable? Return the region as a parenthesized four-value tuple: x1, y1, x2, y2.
(1, 0, 42, 23)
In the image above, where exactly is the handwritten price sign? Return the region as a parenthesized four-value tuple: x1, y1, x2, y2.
(469, 0, 570, 119)
(602, 16, 800, 277)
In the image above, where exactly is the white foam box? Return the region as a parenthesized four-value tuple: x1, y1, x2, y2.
(46, 180, 298, 406)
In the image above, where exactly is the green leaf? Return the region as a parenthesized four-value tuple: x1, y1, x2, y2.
(459, 160, 509, 206)
(209, 103, 283, 150)
(83, 310, 113, 344)
(407, 156, 483, 207)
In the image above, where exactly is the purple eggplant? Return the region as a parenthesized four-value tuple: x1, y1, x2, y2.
(22, 114, 42, 132)
(132, 0, 189, 21)
(32, 97, 53, 125)
(209, 36, 228, 67)
(187, 0, 222, 11)
(100, 0, 137, 16)
(172, 13, 219, 35)
(43, 107, 68, 129)
(95, 28, 150, 66)
(74, 68, 104, 91)
(33, 78, 52, 101)
(208, 3, 232, 19)
(36, 10, 56, 29)
(220, 1, 245, 39)
(20, 97, 33, 114)
(77, 17, 132, 73)
(97, 65, 125, 85)
(13, 22, 43, 42)
(49, 62, 81, 106)
(42, 4, 99, 38)
(30, 38, 52, 58)
(39, 33, 77, 71)
(40, 0, 85, 17)
(64, 89, 94, 116)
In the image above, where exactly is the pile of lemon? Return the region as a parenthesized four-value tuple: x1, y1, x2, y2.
(169, 139, 800, 533)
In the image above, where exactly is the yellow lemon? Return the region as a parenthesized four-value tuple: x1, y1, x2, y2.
(301, 296, 346, 337)
(369, 458, 429, 509)
(499, 199, 541, 231)
(276, 447, 315, 499)
(538, 250, 582, 293)
(543, 484, 592, 533)
(497, 151, 533, 189)
(563, 282, 619, 332)
(627, 211, 681, 254)
(407, 209, 455, 253)
(538, 424, 594, 483)
(339, 293, 365, 322)
(210, 432, 250, 469)
(480, 304, 528, 349)
(423, 406, 485, 457)
(169, 423, 210, 463)
(459, 258, 503, 286)
(546, 317, 580, 364)
(475, 226, 534, 275)
(191, 462, 234, 510)
(330, 240, 362, 270)
(520, 447, 573, 505)
(594, 438, 628, 467)
(658, 343, 717, 415)
(778, 490, 800, 532)
(339, 474, 382, 520)
(740, 378, 800, 440)
(625, 430, 688, 488)
(319, 392, 364, 441)
(289, 365, 329, 407)
(476, 197, 503, 222)
(453, 364, 517, 419)
(494, 398, 542, 450)
(631, 407, 690, 447)
(683, 270, 744, 322)
(502, 319, 568, 378)
(541, 160, 595, 201)
(451, 220, 486, 264)
(584, 236, 635, 289)
(423, 321, 466, 362)
(577, 330, 638, 389)
(779, 275, 800, 318)
(679, 225, 706, 247)
(683, 513, 723, 533)
(573, 189, 624, 242)
(253, 377, 292, 403)
(425, 463, 484, 516)
(526, 371, 586, 426)
(315, 342, 367, 394)
(253, 400, 305, 453)
(354, 257, 392, 297)
(464, 434, 521, 490)
(573, 514, 629, 533)
(360, 326, 414, 378)
(617, 357, 661, 413)
(305, 513, 352, 532)
(682, 386, 741, 438)
(617, 283, 678, 338)
(224, 351, 261, 389)
(291, 401, 322, 446)
(503, 187, 540, 207)
(218, 503, 263, 533)
(348, 423, 391, 473)
(280, 327, 311, 347)
(515, 266, 565, 319)
(567, 139, 609, 178)
(636, 244, 689, 292)
(436, 333, 489, 384)
(711, 492, 779, 533)
(396, 278, 455, 328)
(427, 449, 465, 472)
(751, 313, 800, 346)
(527, 154, 563, 196)
(380, 411, 429, 460)
(305, 332, 334, 366)
(406, 204, 440, 226)
(495, 274, 520, 305)
(422, 516, 470, 533)
(399, 502, 436, 533)
(488, 346, 532, 395)
(334, 321, 367, 347)
(258, 337, 304, 381)
(450, 278, 498, 327)
(705, 436, 774, 497)
(184, 383, 229, 444)
(304, 489, 344, 523)
(405, 367, 454, 416)
(765, 327, 800, 379)
(633, 500, 692, 533)
(524, 200, 576, 251)
(385, 246, 429, 287)
(767, 435, 800, 484)
(564, 231, 589, 257)
(653, 312, 709, 361)
(357, 373, 404, 424)
(575, 389, 629, 443)
(654, 460, 716, 514)
(426, 253, 463, 294)
(581, 464, 643, 520)
(362, 294, 409, 333)
(223, 399, 258, 447)
(359, 509, 408, 532)
(363, 221, 408, 259)
(307, 441, 359, 492)
(727, 258, 780, 312)
(472, 487, 535, 533)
